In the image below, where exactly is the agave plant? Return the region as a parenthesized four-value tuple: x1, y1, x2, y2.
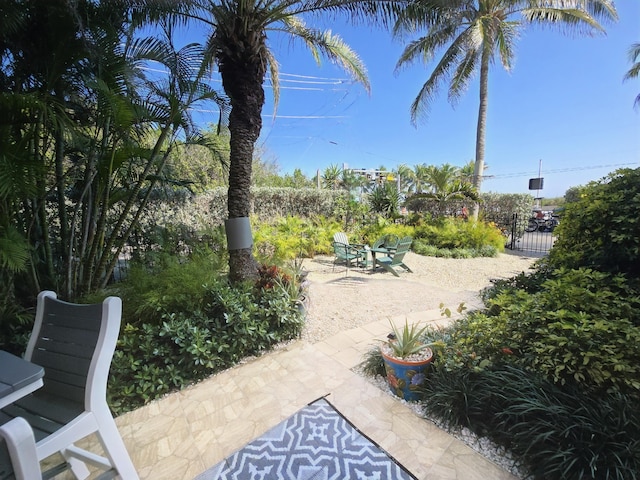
(387, 320, 430, 359)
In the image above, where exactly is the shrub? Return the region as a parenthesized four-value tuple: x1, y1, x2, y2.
(548, 168, 640, 277)
(422, 365, 640, 480)
(360, 216, 415, 245)
(414, 217, 504, 252)
(106, 251, 225, 327)
(454, 268, 640, 394)
(108, 277, 305, 414)
(253, 215, 345, 261)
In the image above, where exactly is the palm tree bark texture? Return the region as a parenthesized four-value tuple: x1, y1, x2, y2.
(217, 17, 266, 283)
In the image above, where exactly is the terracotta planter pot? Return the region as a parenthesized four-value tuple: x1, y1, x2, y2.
(380, 348, 433, 402)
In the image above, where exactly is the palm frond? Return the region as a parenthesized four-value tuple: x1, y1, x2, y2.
(623, 43, 640, 81)
(521, 4, 614, 36)
(0, 227, 29, 273)
(281, 16, 370, 93)
(265, 50, 280, 111)
(495, 20, 519, 71)
(403, 29, 475, 123)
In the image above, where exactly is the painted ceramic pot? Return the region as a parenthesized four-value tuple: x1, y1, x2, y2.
(380, 348, 433, 402)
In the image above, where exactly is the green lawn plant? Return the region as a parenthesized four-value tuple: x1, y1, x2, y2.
(422, 365, 639, 480)
(108, 266, 305, 414)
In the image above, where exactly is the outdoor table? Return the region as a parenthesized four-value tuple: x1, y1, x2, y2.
(370, 247, 392, 271)
(0, 350, 44, 410)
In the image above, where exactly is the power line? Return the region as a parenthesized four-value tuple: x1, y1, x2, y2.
(488, 162, 638, 180)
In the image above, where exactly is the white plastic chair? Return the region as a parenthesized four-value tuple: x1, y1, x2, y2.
(0, 417, 42, 480)
(0, 291, 138, 479)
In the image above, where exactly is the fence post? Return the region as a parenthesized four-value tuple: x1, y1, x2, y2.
(509, 213, 518, 250)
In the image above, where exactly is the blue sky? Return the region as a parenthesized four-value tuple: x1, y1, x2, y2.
(187, 2, 639, 199)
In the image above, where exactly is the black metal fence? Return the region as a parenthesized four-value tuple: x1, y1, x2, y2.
(485, 212, 556, 255)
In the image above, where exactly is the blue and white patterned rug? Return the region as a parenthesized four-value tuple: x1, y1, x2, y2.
(195, 396, 417, 480)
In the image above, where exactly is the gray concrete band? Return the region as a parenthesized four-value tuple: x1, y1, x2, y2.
(225, 217, 253, 250)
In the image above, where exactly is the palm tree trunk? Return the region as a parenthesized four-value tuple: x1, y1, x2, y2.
(472, 47, 490, 220)
(219, 40, 265, 283)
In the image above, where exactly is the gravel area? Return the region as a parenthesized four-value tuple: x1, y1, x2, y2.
(300, 251, 539, 343)
(290, 250, 540, 478)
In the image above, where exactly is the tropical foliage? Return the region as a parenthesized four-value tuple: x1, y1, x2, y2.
(107, 257, 306, 414)
(624, 42, 640, 109)
(0, 0, 227, 304)
(405, 163, 478, 215)
(548, 167, 640, 277)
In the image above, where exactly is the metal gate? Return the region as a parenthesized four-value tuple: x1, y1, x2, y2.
(486, 213, 556, 255)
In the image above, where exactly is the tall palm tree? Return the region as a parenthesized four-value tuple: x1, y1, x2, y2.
(187, 0, 374, 283)
(412, 163, 432, 193)
(394, 0, 617, 218)
(624, 42, 640, 109)
(395, 163, 415, 196)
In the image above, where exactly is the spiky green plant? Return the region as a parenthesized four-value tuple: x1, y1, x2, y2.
(387, 320, 430, 359)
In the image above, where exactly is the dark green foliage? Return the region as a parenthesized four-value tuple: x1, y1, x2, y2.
(422, 365, 640, 480)
(480, 262, 551, 302)
(412, 240, 498, 258)
(108, 278, 304, 414)
(110, 252, 226, 327)
(97, 250, 305, 414)
(0, 299, 32, 355)
(368, 183, 400, 217)
(359, 346, 386, 378)
(452, 268, 640, 393)
(549, 168, 640, 277)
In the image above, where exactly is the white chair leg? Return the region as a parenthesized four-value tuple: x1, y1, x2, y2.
(94, 414, 139, 480)
(60, 451, 90, 480)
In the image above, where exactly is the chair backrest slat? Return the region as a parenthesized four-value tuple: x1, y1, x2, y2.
(37, 377, 85, 405)
(390, 237, 412, 265)
(42, 300, 102, 331)
(30, 350, 91, 383)
(25, 292, 121, 409)
(333, 232, 349, 246)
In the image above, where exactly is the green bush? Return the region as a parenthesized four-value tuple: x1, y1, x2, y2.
(360, 216, 415, 245)
(105, 251, 226, 327)
(414, 217, 505, 252)
(108, 275, 305, 414)
(412, 240, 498, 258)
(422, 365, 640, 480)
(448, 268, 640, 394)
(253, 215, 345, 261)
(548, 168, 640, 277)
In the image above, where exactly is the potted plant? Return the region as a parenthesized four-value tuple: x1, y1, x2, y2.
(380, 320, 433, 401)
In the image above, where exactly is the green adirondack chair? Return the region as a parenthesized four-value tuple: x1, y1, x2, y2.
(373, 236, 413, 277)
(332, 232, 367, 272)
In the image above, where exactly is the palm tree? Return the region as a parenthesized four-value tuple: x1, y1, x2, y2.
(412, 163, 432, 193)
(1, 1, 227, 299)
(624, 42, 640, 109)
(394, 0, 617, 218)
(187, 0, 373, 283)
(409, 163, 478, 216)
(396, 163, 415, 196)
